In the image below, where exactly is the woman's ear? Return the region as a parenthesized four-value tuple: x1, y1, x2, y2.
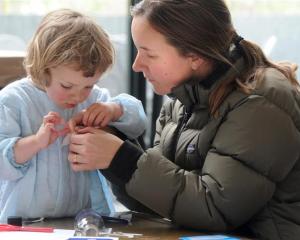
(189, 54, 205, 71)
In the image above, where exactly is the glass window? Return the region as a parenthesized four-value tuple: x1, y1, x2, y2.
(227, 0, 300, 78)
(0, 0, 129, 95)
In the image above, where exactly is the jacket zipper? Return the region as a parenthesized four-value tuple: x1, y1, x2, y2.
(171, 106, 192, 160)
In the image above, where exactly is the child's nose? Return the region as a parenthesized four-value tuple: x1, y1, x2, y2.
(71, 92, 83, 104)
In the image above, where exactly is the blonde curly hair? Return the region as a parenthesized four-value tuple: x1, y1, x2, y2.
(24, 9, 114, 88)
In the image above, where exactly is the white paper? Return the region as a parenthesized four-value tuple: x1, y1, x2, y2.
(0, 229, 74, 240)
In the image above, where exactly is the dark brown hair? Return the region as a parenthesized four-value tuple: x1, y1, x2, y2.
(131, 0, 298, 115)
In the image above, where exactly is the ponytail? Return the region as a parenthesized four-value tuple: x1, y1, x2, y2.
(210, 33, 299, 116)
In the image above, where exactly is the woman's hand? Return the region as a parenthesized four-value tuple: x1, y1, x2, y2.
(68, 127, 123, 171)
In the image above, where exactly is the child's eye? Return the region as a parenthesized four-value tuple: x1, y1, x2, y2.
(61, 84, 72, 89)
(85, 86, 93, 89)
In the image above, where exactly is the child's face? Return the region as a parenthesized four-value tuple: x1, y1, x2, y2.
(46, 65, 101, 109)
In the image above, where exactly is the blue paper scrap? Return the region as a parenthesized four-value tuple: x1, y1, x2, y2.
(179, 235, 240, 240)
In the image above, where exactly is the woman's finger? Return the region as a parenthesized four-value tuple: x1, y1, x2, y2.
(68, 112, 84, 132)
(68, 139, 85, 152)
(70, 162, 91, 172)
(68, 151, 78, 164)
(75, 153, 89, 164)
(75, 126, 102, 134)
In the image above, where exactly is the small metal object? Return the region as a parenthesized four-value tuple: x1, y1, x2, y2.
(23, 217, 44, 224)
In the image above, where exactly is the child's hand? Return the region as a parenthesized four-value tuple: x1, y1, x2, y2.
(81, 102, 123, 127)
(36, 112, 69, 149)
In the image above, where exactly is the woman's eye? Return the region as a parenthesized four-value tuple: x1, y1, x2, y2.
(147, 55, 157, 59)
(61, 84, 72, 89)
(85, 86, 93, 89)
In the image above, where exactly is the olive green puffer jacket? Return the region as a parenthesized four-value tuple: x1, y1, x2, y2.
(125, 67, 300, 240)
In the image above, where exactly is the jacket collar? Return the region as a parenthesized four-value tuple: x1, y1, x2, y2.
(169, 58, 245, 110)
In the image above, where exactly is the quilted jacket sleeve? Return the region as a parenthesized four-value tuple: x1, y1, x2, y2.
(125, 95, 300, 230)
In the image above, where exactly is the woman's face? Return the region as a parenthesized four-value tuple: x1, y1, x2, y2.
(131, 16, 198, 95)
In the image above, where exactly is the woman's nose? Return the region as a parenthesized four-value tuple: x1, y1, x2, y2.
(132, 54, 143, 72)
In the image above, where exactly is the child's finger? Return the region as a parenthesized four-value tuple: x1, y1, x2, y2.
(43, 114, 61, 125)
(58, 126, 70, 136)
(43, 122, 55, 130)
(83, 111, 97, 126)
(91, 110, 106, 126)
(100, 115, 111, 127)
(83, 103, 103, 126)
(82, 110, 91, 126)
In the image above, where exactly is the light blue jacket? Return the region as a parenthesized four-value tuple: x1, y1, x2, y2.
(0, 78, 146, 222)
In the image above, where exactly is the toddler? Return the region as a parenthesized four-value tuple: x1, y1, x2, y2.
(0, 9, 146, 222)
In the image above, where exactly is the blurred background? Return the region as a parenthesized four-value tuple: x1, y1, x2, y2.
(0, 0, 299, 146)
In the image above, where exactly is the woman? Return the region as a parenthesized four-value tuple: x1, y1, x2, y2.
(68, 0, 300, 239)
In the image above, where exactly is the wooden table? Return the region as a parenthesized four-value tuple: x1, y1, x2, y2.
(29, 212, 255, 240)
(0, 51, 26, 89)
